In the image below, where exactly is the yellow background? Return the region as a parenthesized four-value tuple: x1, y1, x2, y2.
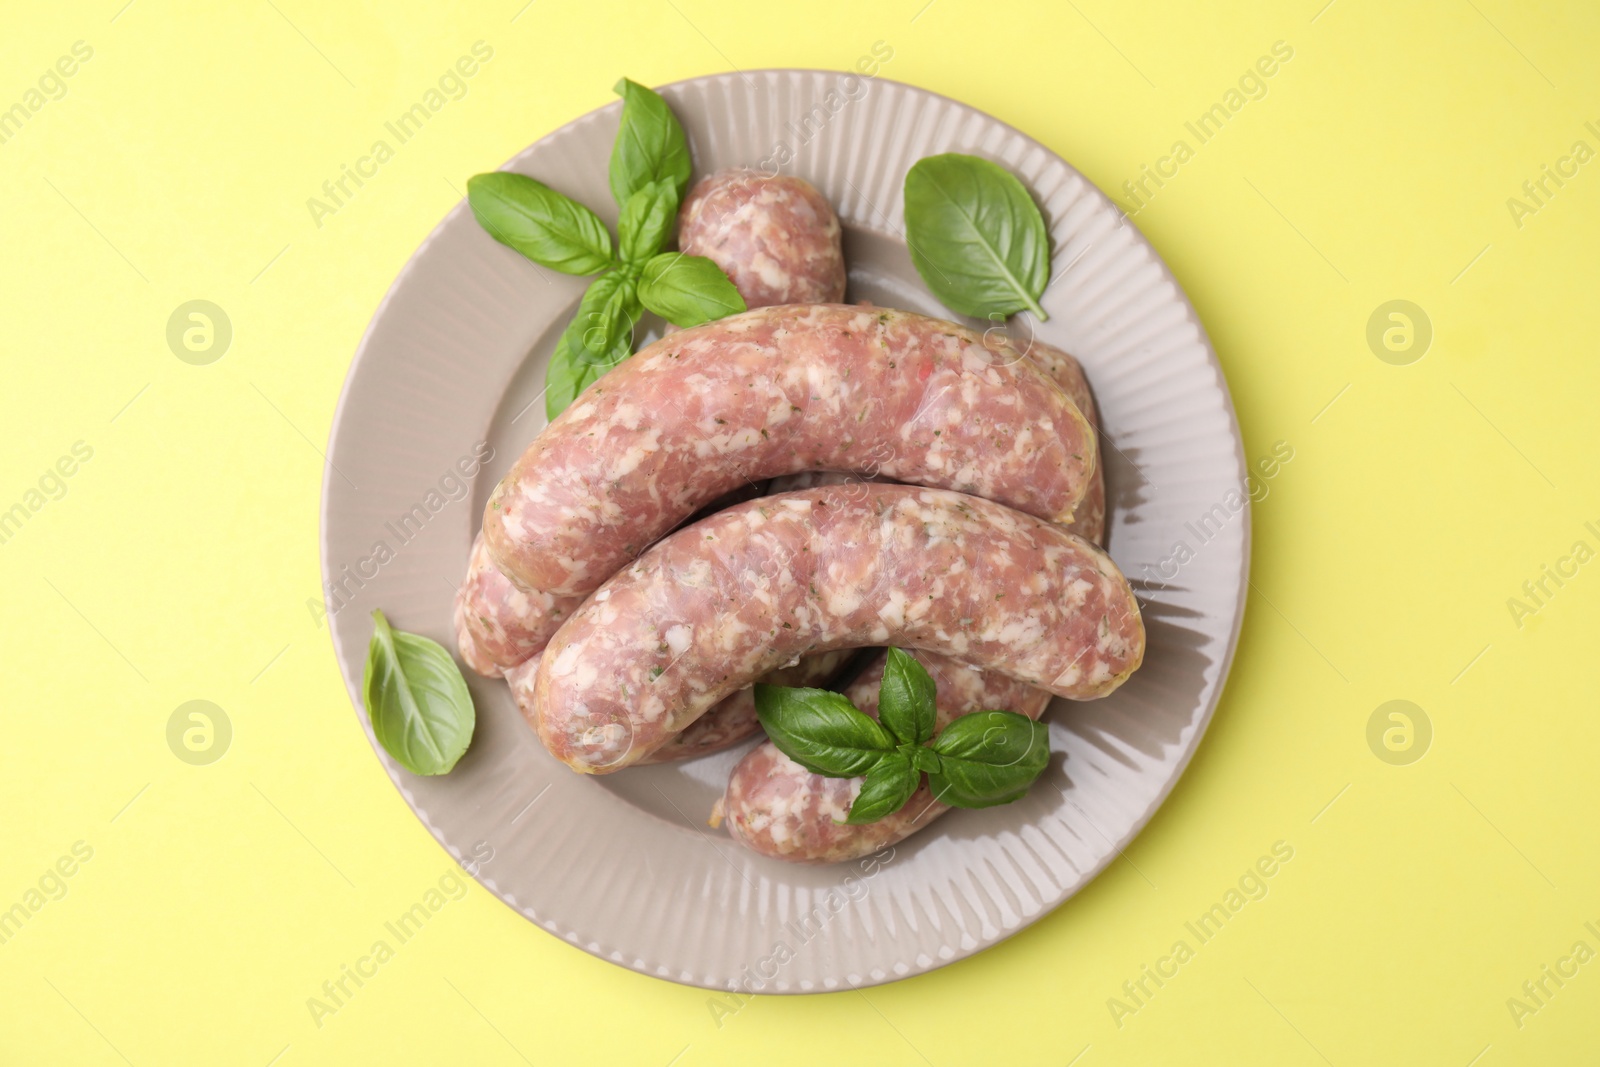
(3, 0, 1596, 1063)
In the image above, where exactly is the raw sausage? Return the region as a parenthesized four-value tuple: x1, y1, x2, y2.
(532, 483, 1143, 773)
(719, 649, 1051, 863)
(505, 649, 852, 766)
(484, 304, 1098, 599)
(535, 483, 1140, 773)
(456, 485, 769, 678)
(766, 338, 1108, 546)
(678, 168, 845, 307)
(460, 341, 1103, 677)
(486, 305, 1096, 597)
(455, 532, 582, 678)
(1004, 337, 1105, 546)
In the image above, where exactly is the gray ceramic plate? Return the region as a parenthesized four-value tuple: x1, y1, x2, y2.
(322, 70, 1248, 993)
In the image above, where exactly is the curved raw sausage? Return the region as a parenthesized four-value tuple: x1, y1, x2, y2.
(484, 304, 1097, 599)
(719, 649, 1051, 863)
(532, 483, 1143, 773)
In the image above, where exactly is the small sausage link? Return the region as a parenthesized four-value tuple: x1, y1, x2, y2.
(678, 168, 845, 307)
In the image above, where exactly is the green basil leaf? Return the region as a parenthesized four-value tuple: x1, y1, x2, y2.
(844, 752, 920, 825)
(544, 333, 610, 421)
(878, 647, 937, 746)
(903, 153, 1050, 321)
(609, 77, 692, 208)
(362, 610, 475, 776)
(467, 171, 614, 275)
(754, 684, 896, 778)
(561, 270, 640, 366)
(927, 711, 1049, 809)
(637, 252, 747, 328)
(618, 178, 680, 263)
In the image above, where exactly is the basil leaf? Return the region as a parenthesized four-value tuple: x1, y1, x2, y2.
(754, 684, 896, 777)
(878, 647, 937, 746)
(844, 752, 920, 825)
(467, 171, 614, 275)
(609, 77, 692, 208)
(618, 178, 679, 264)
(544, 333, 610, 421)
(927, 711, 1049, 809)
(362, 610, 475, 776)
(637, 252, 746, 328)
(561, 270, 640, 366)
(903, 153, 1050, 321)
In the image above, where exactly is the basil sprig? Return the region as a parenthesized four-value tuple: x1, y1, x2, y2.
(363, 610, 475, 776)
(754, 648, 1050, 824)
(903, 153, 1051, 321)
(464, 78, 746, 421)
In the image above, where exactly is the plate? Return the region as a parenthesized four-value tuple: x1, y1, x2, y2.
(322, 70, 1248, 992)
